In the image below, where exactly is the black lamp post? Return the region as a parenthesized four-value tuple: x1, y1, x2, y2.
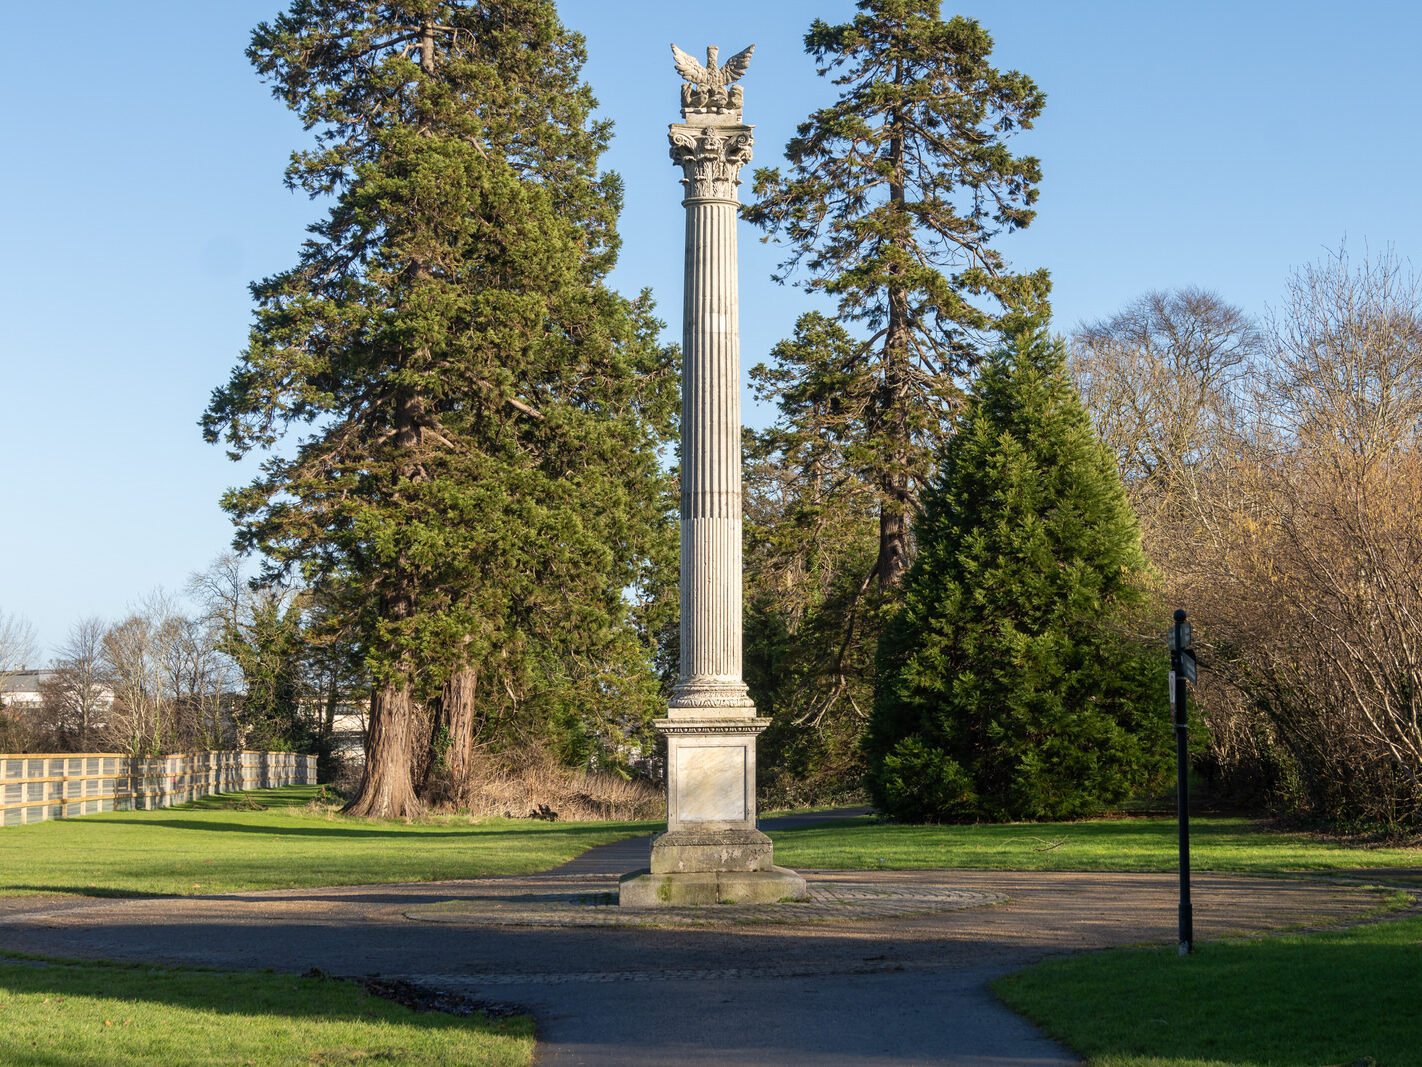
(1170, 608, 1194, 955)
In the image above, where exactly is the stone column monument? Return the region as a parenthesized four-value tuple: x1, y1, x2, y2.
(619, 44, 808, 907)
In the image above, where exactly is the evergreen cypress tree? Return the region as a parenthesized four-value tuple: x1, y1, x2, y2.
(867, 321, 1170, 822)
(203, 2, 677, 816)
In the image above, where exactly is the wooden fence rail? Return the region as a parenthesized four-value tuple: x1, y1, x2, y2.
(1, 751, 319, 827)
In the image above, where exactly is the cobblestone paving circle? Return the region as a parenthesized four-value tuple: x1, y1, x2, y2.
(400, 959, 934, 987)
(403, 878, 1004, 927)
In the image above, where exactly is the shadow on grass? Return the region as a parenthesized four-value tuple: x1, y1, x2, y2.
(92, 817, 655, 841)
(181, 787, 323, 811)
(0, 956, 528, 1048)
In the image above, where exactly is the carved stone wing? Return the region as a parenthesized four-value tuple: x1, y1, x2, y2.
(720, 45, 755, 85)
(670, 43, 711, 86)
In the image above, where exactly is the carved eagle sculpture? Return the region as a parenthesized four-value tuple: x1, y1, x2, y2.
(671, 43, 754, 113)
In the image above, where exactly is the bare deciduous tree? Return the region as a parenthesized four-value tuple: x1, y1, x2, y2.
(1269, 245, 1422, 460)
(190, 555, 315, 753)
(1156, 249, 1422, 826)
(165, 613, 236, 750)
(0, 609, 38, 682)
(1233, 249, 1422, 823)
(1071, 288, 1262, 527)
(38, 617, 108, 751)
(99, 591, 194, 756)
(0, 610, 40, 751)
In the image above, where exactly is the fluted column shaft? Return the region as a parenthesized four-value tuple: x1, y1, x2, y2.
(668, 122, 756, 719)
(676, 196, 749, 714)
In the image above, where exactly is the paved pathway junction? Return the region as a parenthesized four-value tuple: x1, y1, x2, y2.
(0, 808, 1401, 1065)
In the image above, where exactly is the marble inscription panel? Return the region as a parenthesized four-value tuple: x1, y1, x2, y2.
(676, 745, 746, 822)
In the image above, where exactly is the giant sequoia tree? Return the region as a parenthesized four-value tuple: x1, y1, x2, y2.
(867, 322, 1170, 822)
(746, 0, 1048, 592)
(203, 1, 676, 816)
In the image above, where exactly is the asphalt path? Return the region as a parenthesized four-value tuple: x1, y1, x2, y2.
(0, 810, 1400, 1065)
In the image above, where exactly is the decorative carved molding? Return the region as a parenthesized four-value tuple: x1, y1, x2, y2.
(669, 125, 755, 201)
(668, 694, 757, 709)
(669, 677, 755, 710)
(654, 718, 772, 736)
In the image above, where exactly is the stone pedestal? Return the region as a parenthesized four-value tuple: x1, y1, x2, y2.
(619, 44, 806, 908)
(619, 718, 806, 906)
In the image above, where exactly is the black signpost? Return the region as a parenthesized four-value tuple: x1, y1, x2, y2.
(1169, 609, 1195, 955)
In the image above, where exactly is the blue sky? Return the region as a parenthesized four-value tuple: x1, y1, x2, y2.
(3, 0, 1420, 657)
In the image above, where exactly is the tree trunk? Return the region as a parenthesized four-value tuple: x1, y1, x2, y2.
(345, 683, 424, 817)
(876, 286, 914, 589)
(874, 68, 914, 591)
(323, 674, 337, 743)
(419, 18, 436, 76)
(420, 667, 479, 806)
(877, 469, 911, 588)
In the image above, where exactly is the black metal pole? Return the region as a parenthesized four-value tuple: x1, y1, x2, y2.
(1172, 608, 1193, 955)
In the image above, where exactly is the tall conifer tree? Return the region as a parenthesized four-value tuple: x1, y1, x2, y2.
(746, 0, 1048, 592)
(867, 322, 1170, 822)
(743, 1, 1047, 791)
(203, 1, 677, 816)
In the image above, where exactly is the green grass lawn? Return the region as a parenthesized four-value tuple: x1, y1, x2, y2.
(0, 957, 532, 1066)
(993, 909, 1422, 1066)
(767, 814, 1422, 875)
(0, 786, 657, 898)
(9, 792, 1421, 900)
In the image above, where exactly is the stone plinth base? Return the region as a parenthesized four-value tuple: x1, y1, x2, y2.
(619, 713, 809, 907)
(618, 866, 809, 907)
(650, 827, 772, 874)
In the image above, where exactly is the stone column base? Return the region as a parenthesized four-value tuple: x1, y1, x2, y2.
(618, 866, 809, 907)
(649, 827, 772, 874)
(619, 714, 811, 907)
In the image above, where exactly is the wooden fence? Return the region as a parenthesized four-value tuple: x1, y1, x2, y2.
(1, 751, 318, 827)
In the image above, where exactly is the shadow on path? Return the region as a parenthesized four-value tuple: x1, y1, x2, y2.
(544, 806, 874, 878)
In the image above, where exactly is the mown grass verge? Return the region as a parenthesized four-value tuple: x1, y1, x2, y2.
(0, 956, 532, 1066)
(11, 794, 1422, 899)
(0, 786, 657, 898)
(992, 907, 1422, 1066)
(767, 815, 1422, 874)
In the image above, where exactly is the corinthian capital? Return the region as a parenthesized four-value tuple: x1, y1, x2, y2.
(669, 125, 755, 202)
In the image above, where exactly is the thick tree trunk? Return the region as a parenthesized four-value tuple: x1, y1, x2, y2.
(876, 296, 914, 589)
(877, 471, 911, 588)
(875, 315, 914, 591)
(419, 19, 435, 76)
(345, 683, 424, 817)
(420, 667, 479, 806)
